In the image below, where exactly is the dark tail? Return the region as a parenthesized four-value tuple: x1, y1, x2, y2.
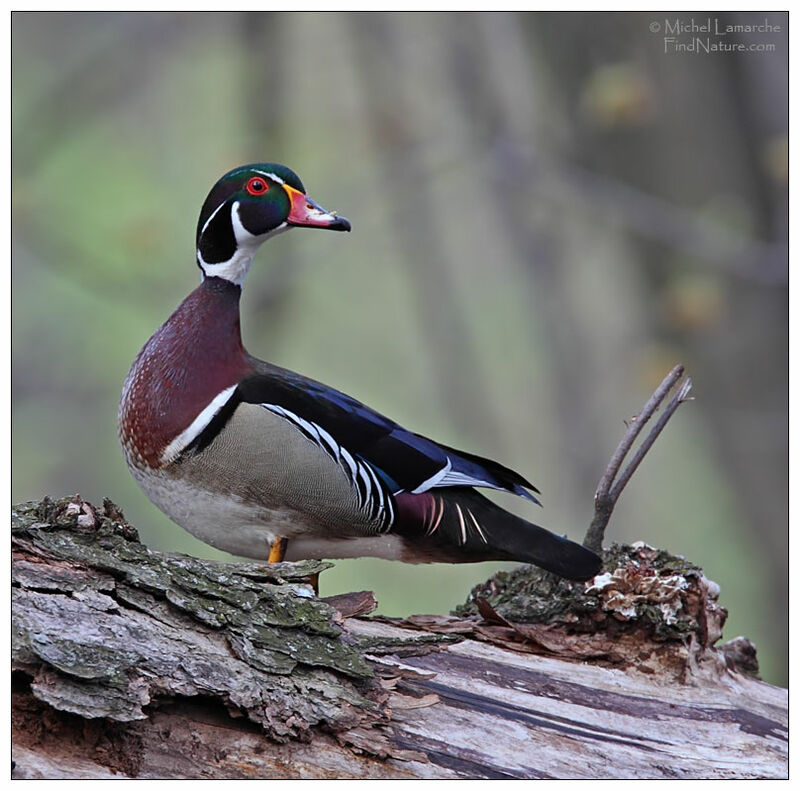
(394, 488, 602, 581)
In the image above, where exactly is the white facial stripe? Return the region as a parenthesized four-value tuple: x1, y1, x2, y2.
(160, 385, 238, 463)
(197, 201, 290, 286)
(200, 200, 226, 237)
(252, 169, 285, 185)
(230, 200, 258, 246)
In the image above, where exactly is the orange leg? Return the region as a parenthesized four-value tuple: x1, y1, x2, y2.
(267, 536, 287, 563)
(266, 537, 318, 595)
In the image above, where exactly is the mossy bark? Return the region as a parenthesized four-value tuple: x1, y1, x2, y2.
(12, 496, 787, 779)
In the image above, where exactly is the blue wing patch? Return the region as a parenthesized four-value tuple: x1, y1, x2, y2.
(238, 364, 540, 505)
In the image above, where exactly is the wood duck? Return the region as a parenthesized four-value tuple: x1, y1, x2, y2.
(119, 163, 601, 580)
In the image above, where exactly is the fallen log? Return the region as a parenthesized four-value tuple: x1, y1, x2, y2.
(11, 496, 787, 779)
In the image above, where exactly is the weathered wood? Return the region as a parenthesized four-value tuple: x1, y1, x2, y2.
(11, 496, 788, 779)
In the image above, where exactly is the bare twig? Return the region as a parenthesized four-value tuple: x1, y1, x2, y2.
(609, 377, 694, 503)
(583, 365, 694, 553)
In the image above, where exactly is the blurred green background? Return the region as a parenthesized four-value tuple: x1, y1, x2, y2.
(12, 12, 787, 684)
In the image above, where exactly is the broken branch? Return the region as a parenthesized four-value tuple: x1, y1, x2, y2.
(583, 365, 693, 553)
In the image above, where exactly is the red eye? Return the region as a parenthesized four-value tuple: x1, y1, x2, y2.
(245, 177, 269, 196)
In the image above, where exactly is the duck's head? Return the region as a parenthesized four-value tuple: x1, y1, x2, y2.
(196, 163, 350, 285)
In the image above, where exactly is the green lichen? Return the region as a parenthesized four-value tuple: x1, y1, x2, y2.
(453, 543, 714, 643)
(13, 496, 370, 680)
(27, 632, 143, 682)
(452, 563, 600, 625)
(600, 542, 702, 577)
(11, 495, 468, 744)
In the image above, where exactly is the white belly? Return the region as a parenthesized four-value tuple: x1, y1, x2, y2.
(131, 465, 297, 560)
(129, 464, 435, 563)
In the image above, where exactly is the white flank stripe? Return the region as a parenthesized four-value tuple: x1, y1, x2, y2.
(363, 462, 385, 518)
(357, 464, 373, 504)
(432, 497, 445, 533)
(295, 414, 322, 443)
(259, 402, 392, 529)
(363, 460, 381, 492)
(454, 503, 468, 546)
(424, 499, 436, 535)
(466, 508, 488, 544)
(411, 458, 452, 493)
(161, 384, 238, 463)
(425, 496, 445, 536)
(340, 448, 359, 481)
(315, 425, 341, 460)
(263, 404, 320, 443)
(266, 405, 343, 463)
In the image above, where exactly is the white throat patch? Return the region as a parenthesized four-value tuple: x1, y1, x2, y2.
(197, 200, 290, 286)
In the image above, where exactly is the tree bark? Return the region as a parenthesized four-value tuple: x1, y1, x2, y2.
(12, 496, 787, 780)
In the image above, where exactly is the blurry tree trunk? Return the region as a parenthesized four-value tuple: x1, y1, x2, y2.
(347, 14, 503, 447)
(520, 11, 788, 679)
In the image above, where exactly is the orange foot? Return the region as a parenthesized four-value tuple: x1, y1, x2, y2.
(267, 536, 287, 563)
